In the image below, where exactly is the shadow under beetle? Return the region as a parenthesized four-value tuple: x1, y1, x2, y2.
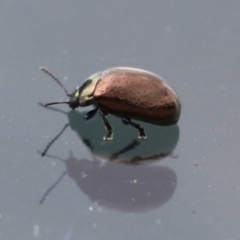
(40, 67, 181, 140)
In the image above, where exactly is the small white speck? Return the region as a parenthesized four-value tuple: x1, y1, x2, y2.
(133, 179, 137, 183)
(81, 173, 88, 178)
(89, 206, 93, 211)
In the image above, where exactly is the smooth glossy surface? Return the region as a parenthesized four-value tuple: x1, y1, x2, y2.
(1, 1, 240, 240)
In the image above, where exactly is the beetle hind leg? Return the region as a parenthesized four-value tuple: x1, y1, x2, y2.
(99, 110, 113, 141)
(122, 117, 147, 139)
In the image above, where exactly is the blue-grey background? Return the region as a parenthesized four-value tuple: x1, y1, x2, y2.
(0, 1, 239, 239)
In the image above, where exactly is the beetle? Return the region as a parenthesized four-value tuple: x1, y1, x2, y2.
(40, 67, 181, 140)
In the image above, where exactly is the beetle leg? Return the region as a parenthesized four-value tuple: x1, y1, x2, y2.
(84, 108, 99, 120)
(122, 117, 147, 139)
(99, 110, 113, 141)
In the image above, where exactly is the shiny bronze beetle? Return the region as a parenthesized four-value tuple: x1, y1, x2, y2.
(40, 67, 181, 140)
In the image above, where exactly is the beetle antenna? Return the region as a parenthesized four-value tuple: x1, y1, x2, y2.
(39, 67, 71, 96)
(44, 101, 70, 107)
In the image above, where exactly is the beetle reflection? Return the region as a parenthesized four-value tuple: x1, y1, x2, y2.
(40, 104, 179, 163)
(39, 151, 177, 213)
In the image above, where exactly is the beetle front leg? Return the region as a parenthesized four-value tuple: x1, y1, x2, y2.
(122, 117, 147, 139)
(99, 110, 113, 141)
(84, 107, 99, 120)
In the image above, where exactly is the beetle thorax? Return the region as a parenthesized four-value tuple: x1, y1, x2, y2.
(78, 71, 102, 107)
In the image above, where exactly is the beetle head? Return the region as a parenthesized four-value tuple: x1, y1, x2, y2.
(68, 89, 80, 109)
(40, 67, 101, 110)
